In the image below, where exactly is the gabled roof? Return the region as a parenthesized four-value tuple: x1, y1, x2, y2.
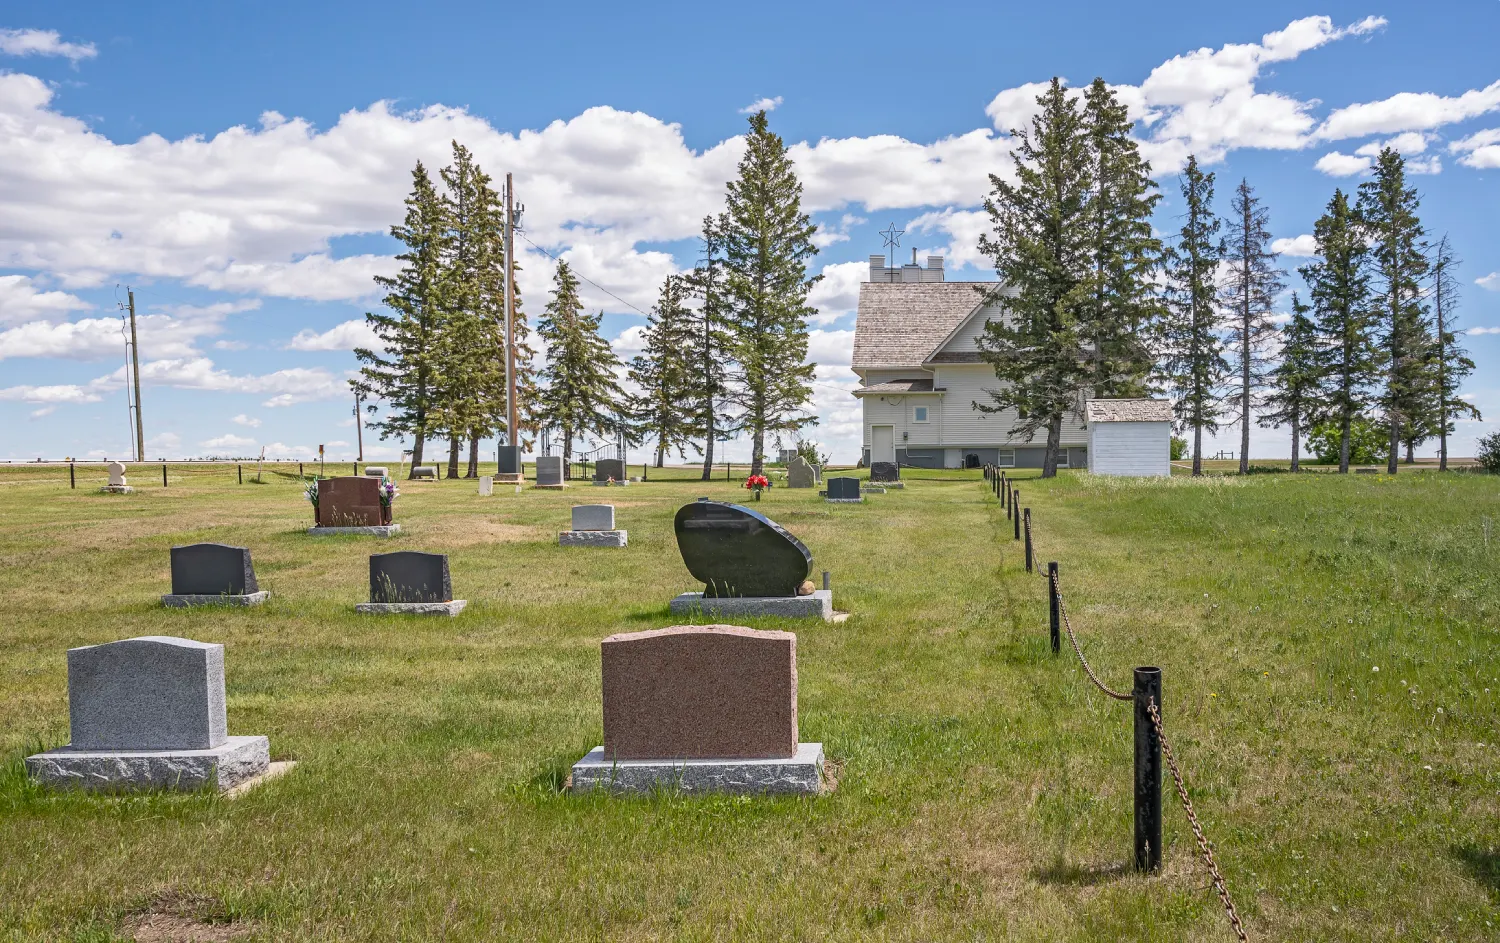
(853, 378, 936, 396)
(1085, 399, 1174, 423)
(852, 282, 990, 370)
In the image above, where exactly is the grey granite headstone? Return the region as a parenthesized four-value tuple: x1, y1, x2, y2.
(497, 445, 522, 476)
(369, 551, 453, 603)
(68, 637, 227, 751)
(362, 466, 388, 477)
(786, 456, 815, 488)
(411, 466, 437, 479)
(826, 477, 862, 501)
(870, 461, 901, 482)
(535, 456, 565, 487)
(572, 504, 615, 530)
(594, 458, 626, 482)
(170, 544, 258, 596)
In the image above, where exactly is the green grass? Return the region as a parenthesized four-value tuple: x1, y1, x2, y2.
(1, 462, 1497, 941)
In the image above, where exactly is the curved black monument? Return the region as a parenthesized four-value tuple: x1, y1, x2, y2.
(673, 500, 812, 597)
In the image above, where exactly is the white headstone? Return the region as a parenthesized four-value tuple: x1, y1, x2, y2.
(106, 461, 127, 487)
(571, 504, 615, 531)
(478, 476, 493, 496)
(67, 636, 226, 750)
(363, 466, 388, 478)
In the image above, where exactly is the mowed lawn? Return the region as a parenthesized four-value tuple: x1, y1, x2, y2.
(1, 463, 1497, 941)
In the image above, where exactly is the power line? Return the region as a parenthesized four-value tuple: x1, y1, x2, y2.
(519, 233, 653, 318)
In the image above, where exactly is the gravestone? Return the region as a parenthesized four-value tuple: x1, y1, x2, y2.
(560, 503, 627, 547)
(411, 466, 437, 479)
(362, 466, 388, 478)
(825, 477, 863, 503)
(24, 636, 271, 792)
(309, 476, 398, 536)
(593, 458, 627, 485)
(669, 500, 831, 619)
(870, 461, 901, 483)
(534, 455, 565, 489)
(102, 460, 133, 494)
(357, 551, 466, 615)
(809, 463, 822, 484)
(161, 543, 267, 607)
(571, 625, 825, 794)
(496, 444, 523, 482)
(478, 476, 493, 496)
(786, 456, 815, 488)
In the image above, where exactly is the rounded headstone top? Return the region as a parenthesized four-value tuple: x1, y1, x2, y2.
(72, 635, 219, 653)
(673, 501, 812, 598)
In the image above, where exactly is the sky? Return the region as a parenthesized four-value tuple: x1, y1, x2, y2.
(1, 1, 1497, 465)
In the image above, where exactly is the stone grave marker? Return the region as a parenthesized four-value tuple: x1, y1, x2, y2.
(870, 461, 901, 483)
(593, 458, 627, 486)
(496, 444, 524, 483)
(571, 625, 825, 794)
(478, 476, 493, 496)
(786, 456, 815, 488)
(362, 466, 388, 478)
(309, 476, 398, 536)
(411, 465, 438, 479)
(102, 461, 133, 494)
(560, 503, 627, 547)
(669, 500, 831, 619)
(825, 477, 863, 503)
(534, 455, 565, 489)
(161, 543, 267, 607)
(356, 551, 466, 615)
(25, 636, 272, 793)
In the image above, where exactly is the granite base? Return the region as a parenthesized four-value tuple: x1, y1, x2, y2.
(559, 530, 628, 547)
(533, 483, 566, 490)
(883, 481, 906, 489)
(825, 497, 864, 504)
(355, 600, 467, 616)
(161, 591, 269, 608)
(100, 485, 134, 494)
(591, 481, 629, 487)
(570, 742, 826, 795)
(25, 735, 269, 793)
(495, 473, 524, 483)
(306, 524, 401, 537)
(669, 589, 833, 621)
(862, 486, 887, 494)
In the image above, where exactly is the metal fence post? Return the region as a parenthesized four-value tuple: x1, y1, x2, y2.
(1013, 491, 1021, 540)
(238, 464, 243, 484)
(822, 570, 831, 591)
(1048, 562, 1059, 654)
(162, 463, 168, 488)
(1024, 509, 1033, 572)
(1134, 666, 1163, 873)
(69, 462, 76, 489)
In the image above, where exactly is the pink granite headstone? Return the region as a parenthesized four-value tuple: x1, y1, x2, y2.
(601, 625, 797, 760)
(317, 476, 385, 526)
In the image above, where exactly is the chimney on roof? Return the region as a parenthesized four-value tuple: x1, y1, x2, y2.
(923, 256, 945, 282)
(867, 251, 945, 282)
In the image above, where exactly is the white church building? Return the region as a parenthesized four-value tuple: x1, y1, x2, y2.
(851, 253, 1170, 473)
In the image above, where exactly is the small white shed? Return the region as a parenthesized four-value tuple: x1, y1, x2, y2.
(1085, 399, 1173, 476)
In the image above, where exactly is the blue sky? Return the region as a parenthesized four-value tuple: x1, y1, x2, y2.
(1, 1, 1497, 463)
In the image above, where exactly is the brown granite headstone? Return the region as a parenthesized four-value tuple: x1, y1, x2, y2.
(601, 624, 797, 760)
(317, 476, 384, 527)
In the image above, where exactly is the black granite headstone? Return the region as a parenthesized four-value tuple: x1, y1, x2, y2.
(170, 543, 258, 596)
(594, 458, 626, 482)
(369, 551, 453, 603)
(673, 500, 811, 597)
(827, 477, 861, 500)
(870, 461, 901, 482)
(497, 445, 522, 475)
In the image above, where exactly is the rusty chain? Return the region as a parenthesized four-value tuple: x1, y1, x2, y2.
(1051, 568, 1133, 701)
(1148, 698, 1250, 942)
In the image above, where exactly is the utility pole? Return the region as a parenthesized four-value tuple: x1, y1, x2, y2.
(504, 173, 519, 446)
(122, 288, 146, 462)
(353, 390, 365, 461)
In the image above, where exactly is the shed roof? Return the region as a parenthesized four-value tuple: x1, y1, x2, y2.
(1085, 399, 1174, 423)
(852, 282, 990, 369)
(853, 379, 935, 396)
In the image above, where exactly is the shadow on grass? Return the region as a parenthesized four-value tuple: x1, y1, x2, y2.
(1030, 858, 1132, 887)
(1453, 844, 1500, 901)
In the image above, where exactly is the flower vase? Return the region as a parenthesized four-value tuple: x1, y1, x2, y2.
(754, 488, 762, 501)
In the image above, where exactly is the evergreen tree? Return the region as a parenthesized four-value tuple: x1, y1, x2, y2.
(534, 260, 624, 466)
(1301, 189, 1378, 473)
(683, 214, 735, 480)
(1158, 155, 1226, 477)
(722, 111, 820, 478)
(1081, 78, 1162, 398)
(976, 77, 1094, 479)
(1428, 235, 1480, 471)
(1357, 148, 1430, 474)
(352, 161, 451, 477)
(1259, 292, 1323, 471)
(1222, 178, 1285, 474)
(629, 274, 697, 466)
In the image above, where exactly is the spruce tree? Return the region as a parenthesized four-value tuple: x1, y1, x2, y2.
(1429, 235, 1480, 470)
(1081, 78, 1162, 398)
(722, 111, 820, 477)
(1357, 148, 1430, 474)
(1301, 189, 1378, 473)
(976, 77, 1094, 478)
(353, 161, 451, 477)
(629, 274, 697, 466)
(1158, 155, 1226, 477)
(1222, 178, 1285, 474)
(534, 260, 624, 466)
(683, 214, 735, 480)
(1259, 292, 1323, 471)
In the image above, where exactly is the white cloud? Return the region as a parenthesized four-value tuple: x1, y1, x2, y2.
(0, 383, 101, 404)
(231, 414, 262, 427)
(1318, 79, 1500, 141)
(807, 329, 855, 367)
(985, 81, 1059, 133)
(82, 356, 348, 406)
(806, 261, 868, 326)
(145, 432, 181, 453)
(29, 405, 55, 418)
(1477, 273, 1500, 292)
(0, 297, 255, 361)
(0, 275, 90, 324)
(1271, 234, 1318, 257)
(202, 433, 258, 450)
(740, 96, 783, 114)
(191, 254, 399, 302)
(1467, 325, 1500, 334)
(907, 208, 990, 270)
(286, 318, 383, 351)
(1451, 128, 1500, 170)
(0, 28, 96, 62)
(1314, 151, 1373, 176)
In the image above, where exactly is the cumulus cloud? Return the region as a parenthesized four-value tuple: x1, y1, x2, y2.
(0, 28, 96, 62)
(1451, 128, 1500, 170)
(201, 433, 258, 450)
(907, 208, 990, 269)
(1271, 234, 1318, 257)
(1467, 325, 1500, 334)
(0, 383, 101, 404)
(1315, 151, 1374, 177)
(286, 318, 383, 351)
(1478, 273, 1500, 292)
(0, 275, 90, 324)
(1318, 79, 1500, 141)
(740, 96, 783, 114)
(231, 413, 261, 427)
(806, 261, 868, 325)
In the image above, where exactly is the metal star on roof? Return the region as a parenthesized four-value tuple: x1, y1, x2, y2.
(879, 222, 904, 253)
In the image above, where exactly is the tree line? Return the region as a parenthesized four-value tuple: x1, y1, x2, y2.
(979, 78, 1479, 477)
(353, 112, 821, 480)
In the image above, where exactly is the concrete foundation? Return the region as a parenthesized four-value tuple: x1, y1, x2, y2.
(25, 734, 269, 793)
(570, 742, 826, 795)
(355, 600, 467, 616)
(559, 530, 628, 547)
(669, 589, 832, 621)
(824, 497, 864, 504)
(100, 485, 134, 494)
(161, 591, 269, 608)
(306, 524, 401, 537)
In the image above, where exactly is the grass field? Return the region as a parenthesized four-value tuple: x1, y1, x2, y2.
(1, 462, 1497, 941)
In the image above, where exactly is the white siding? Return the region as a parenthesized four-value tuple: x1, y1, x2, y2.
(1087, 422, 1170, 476)
(862, 392, 943, 448)
(933, 366, 1087, 446)
(940, 304, 1005, 353)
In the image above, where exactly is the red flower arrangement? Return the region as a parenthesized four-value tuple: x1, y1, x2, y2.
(745, 475, 770, 490)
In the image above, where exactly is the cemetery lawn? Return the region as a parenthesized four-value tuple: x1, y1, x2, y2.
(1, 462, 1498, 942)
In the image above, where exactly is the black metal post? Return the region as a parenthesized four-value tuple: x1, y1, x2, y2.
(822, 570, 830, 591)
(1048, 562, 1060, 653)
(1005, 484, 1012, 518)
(70, 462, 75, 489)
(1013, 491, 1021, 540)
(299, 462, 304, 477)
(238, 464, 242, 484)
(1134, 666, 1163, 873)
(162, 463, 167, 487)
(1024, 509, 1033, 572)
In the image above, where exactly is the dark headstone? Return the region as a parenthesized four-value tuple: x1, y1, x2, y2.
(170, 543, 258, 596)
(369, 551, 453, 603)
(497, 445, 522, 475)
(870, 461, 901, 482)
(827, 477, 861, 500)
(673, 500, 811, 597)
(594, 458, 626, 482)
(319, 476, 384, 526)
(535, 456, 564, 486)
